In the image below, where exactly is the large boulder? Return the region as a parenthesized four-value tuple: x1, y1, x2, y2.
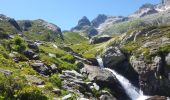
(24, 49, 39, 60)
(81, 64, 130, 100)
(31, 63, 51, 75)
(27, 42, 39, 52)
(101, 46, 126, 67)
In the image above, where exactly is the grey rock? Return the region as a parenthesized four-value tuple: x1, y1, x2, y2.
(102, 46, 126, 67)
(166, 53, 170, 66)
(99, 94, 116, 100)
(24, 49, 36, 59)
(28, 42, 39, 51)
(50, 64, 58, 72)
(52, 88, 61, 95)
(90, 35, 112, 44)
(31, 63, 50, 75)
(8, 18, 22, 31)
(62, 94, 72, 100)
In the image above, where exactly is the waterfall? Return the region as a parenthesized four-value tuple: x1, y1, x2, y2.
(96, 57, 149, 100)
(96, 57, 104, 68)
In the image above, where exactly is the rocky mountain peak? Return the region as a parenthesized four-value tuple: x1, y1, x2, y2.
(139, 3, 155, 9)
(91, 14, 108, 28)
(77, 16, 91, 27)
(130, 3, 158, 18)
(71, 16, 93, 35)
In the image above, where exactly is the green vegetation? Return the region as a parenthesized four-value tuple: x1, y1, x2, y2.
(49, 74, 62, 88)
(158, 44, 170, 55)
(11, 36, 26, 53)
(17, 86, 47, 100)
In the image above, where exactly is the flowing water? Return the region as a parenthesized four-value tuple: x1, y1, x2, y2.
(96, 58, 149, 100)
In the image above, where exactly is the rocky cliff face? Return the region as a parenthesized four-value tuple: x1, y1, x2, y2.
(101, 25, 170, 97)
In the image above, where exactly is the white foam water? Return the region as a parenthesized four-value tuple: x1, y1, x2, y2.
(97, 57, 149, 100)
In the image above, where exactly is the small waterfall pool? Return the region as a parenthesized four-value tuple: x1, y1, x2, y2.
(96, 57, 149, 100)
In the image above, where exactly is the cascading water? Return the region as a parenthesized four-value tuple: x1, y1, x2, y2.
(96, 57, 149, 100)
(96, 57, 104, 68)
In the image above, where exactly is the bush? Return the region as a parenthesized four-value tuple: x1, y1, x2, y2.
(49, 74, 62, 88)
(0, 75, 24, 99)
(11, 36, 26, 53)
(158, 44, 170, 55)
(17, 86, 47, 100)
(61, 54, 75, 63)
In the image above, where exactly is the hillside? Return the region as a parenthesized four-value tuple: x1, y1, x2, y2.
(0, 0, 170, 100)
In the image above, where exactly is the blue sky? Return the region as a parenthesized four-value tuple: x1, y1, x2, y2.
(0, 0, 160, 30)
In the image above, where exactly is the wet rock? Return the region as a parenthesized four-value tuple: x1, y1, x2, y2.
(86, 58, 99, 66)
(146, 96, 167, 100)
(81, 64, 130, 100)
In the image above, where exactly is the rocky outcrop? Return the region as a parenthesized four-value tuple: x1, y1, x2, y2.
(8, 18, 22, 31)
(81, 64, 130, 100)
(130, 55, 170, 96)
(18, 20, 32, 31)
(102, 46, 126, 67)
(90, 35, 112, 44)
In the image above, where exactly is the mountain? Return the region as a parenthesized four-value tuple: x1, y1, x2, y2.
(72, 0, 170, 37)
(1, 0, 170, 100)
